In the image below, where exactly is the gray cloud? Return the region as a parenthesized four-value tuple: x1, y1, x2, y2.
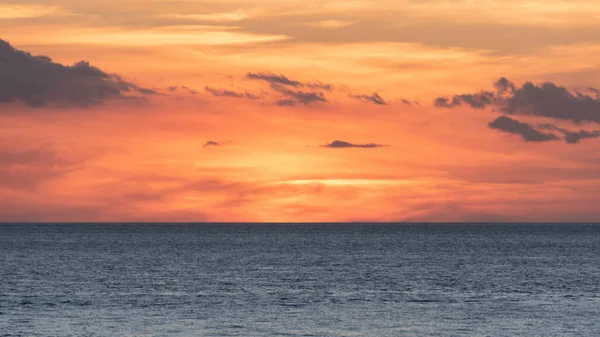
(537, 124, 600, 144)
(322, 140, 385, 148)
(488, 116, 559, 142)
(351, 93, 387, 105)
(246, 72, 302, 87)
(203, 141, 220, 148)
(0, 39, 156, 108)
(205, 86, 260, 99)
(272, 84, 327, 106)
(246, 72, 331, 106)
(307, 81, 333, 91)
(275, 99, 297, 106)
(434, 91, 495, 109)
(436, 78, 600, 124)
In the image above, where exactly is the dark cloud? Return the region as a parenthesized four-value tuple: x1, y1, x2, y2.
(435, 77, 600, 123)
(504, 81, 600, 123)
(246, 72, 302, 87)
(434, 91, 495, 109)
(246, 72, 331, 106)
(272, 84, 327, 106)
(322, 140, 385, 148)
(205, 86, 260, 99)
(563, 130, 600, 144)
(351, 93, 387, 105)
(537, 124, 600, 144)
(0, 39, 155, 108)
(203, 141, 220, 148)
(488, 116, 559, 142)
(494, 77, 516, 93)
(401, 99, 412, 106)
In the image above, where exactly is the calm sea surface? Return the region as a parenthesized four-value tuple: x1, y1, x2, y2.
(1, 223, 599, 336)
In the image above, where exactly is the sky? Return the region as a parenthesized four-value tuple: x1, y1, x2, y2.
(2, 0, 600, 222)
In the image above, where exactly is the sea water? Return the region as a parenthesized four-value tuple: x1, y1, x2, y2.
(1, 223, 599, 336)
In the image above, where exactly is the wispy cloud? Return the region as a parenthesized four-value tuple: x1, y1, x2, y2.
(169, 86, 197, 95)
(351, 93, 387, 105)
(246, 72, 303, 87)
(272, 84, 327, 106)
(0, 4, 68, 19)
(205, 86, 260, 99)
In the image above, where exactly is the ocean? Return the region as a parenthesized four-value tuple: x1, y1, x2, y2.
(1, 223, 599, 336)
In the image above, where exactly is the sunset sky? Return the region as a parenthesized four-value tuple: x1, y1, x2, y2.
(2, 0, 600, 222)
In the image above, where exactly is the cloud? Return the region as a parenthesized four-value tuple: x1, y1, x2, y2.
(494, 77, 516, 93)
(0, 148, 80, 190)
(169, 86, 197, 95)
(271, 84, 327, 106)
(488, 116, 560, 142)
(537, 124, 600, 144)
(245, 71, 337, 105)
(435, 77, 600, 123)
(275, 99, 297, 106)
(351, 93, 387, 105)
(0, 39, 156, 108)
(306, 81, 333, 91)
(434, 91, 495, 109)
(205, 86, 260, 99)
(246, 72, 302, 87)
(322, 140, 385, 148)
(203, 140, 220, 148)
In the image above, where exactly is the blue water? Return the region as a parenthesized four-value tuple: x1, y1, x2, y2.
(1, 223, 599, 336)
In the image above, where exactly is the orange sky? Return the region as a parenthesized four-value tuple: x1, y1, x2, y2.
(2, 0, 600, 222)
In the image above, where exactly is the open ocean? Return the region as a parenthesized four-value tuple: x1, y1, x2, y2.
(1, 223, 599, 336)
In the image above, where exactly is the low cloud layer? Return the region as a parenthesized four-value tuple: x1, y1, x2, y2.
(0, 39, 155, 108)
(0, 148, 79, 190)
(322, 140, 384, 148)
